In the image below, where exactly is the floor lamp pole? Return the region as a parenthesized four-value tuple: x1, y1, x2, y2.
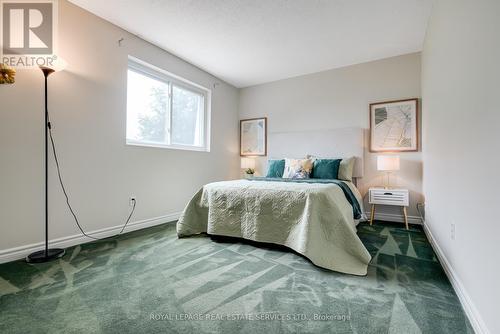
(45, 71, 48, 255)
(26, 67, 65, 263)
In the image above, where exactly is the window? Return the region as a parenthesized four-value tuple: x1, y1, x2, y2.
(126, 57, 210, 151)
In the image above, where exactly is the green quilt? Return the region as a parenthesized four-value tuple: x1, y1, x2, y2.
(177, 179, 371, 275)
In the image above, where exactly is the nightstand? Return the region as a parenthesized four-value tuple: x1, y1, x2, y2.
(368, 188, 410, 230)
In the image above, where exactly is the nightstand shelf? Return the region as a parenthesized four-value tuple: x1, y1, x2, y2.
(368, 188, 409, 230)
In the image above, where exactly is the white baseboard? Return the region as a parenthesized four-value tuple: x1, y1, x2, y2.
(0, 211, 182, 264)
(423, 223, 489, 334)
(364, 211, 422, 225)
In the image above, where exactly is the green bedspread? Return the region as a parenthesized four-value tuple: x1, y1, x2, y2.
(177, 179, 372, 275)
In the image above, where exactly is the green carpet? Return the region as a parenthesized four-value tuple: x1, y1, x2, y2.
(0, 221, 472, 334)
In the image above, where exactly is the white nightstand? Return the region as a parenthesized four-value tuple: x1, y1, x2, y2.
(368, 188, 410, 230)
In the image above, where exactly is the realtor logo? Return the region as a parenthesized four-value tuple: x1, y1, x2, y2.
(1, 0, 58, 68)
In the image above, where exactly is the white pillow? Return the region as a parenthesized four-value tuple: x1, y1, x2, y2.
(338, 157, 355, 182)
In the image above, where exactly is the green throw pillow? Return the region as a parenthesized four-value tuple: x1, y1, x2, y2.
(311, 159, 341, 179)
(266, 159, 286, 178)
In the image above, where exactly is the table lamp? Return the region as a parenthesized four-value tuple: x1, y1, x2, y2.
(377, 155, 400, 189)
(241, 157, 255, 177)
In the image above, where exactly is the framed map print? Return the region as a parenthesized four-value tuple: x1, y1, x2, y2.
(370, 99, 419, 152)
(240, 117, 267, 156)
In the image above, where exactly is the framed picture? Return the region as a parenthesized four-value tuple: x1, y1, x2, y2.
(240, 117, 267, 156)
(369, 98, 419, 152)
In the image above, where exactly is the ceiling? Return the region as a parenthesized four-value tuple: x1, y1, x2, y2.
(69, 0, 434, 88)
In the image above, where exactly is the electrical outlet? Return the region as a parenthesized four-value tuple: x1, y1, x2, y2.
(450, 222, 456, 241)
(129, 196, 136, 207)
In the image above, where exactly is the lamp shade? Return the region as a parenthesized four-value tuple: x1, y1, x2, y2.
(377, 155, 400, 171)
(39, 56, 67, 75)
(241, 157, 255, 169)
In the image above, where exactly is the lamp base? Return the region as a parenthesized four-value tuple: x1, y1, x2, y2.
(26, 248, 65, 263)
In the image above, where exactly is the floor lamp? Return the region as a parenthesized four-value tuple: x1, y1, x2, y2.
(27, 62, 66, 263)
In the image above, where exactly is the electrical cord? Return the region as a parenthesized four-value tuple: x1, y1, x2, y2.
(47, 117, 136, 241)
(416, 202, 425, 224)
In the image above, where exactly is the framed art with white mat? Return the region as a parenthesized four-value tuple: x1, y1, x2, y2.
(240, 117, 267, 156)
(369, 98, 419, 152)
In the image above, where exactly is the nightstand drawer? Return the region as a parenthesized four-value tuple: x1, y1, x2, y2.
(369, 189, 409, 206)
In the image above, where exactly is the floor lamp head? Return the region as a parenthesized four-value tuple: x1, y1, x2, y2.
(40, 66, 55, 78)
(39, 57, 67, 77)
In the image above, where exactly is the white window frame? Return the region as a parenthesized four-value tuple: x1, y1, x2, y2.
(126, 56, 211, 152)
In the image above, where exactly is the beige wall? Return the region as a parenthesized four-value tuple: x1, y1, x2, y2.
(422, 0, 500, 333)
(239, 53, 423, 222)
(0, 0, 239, 252)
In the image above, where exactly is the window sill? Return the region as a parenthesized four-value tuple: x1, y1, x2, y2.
(126, 140, 210, 152)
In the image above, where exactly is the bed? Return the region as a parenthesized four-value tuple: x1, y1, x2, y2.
(176, 128, 372, 276)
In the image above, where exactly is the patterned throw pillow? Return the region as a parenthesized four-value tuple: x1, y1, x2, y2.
(283, 158, 314, 179)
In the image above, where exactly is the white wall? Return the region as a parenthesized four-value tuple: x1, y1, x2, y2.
(422, 0, 500, 333)
(239, 53, 423, 221)
(0, 0, 239, 253)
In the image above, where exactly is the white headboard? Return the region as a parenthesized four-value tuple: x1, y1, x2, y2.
(268, 127, 364, 178)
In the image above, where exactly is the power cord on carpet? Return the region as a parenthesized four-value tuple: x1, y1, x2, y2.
(48, 116, 136, 241)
